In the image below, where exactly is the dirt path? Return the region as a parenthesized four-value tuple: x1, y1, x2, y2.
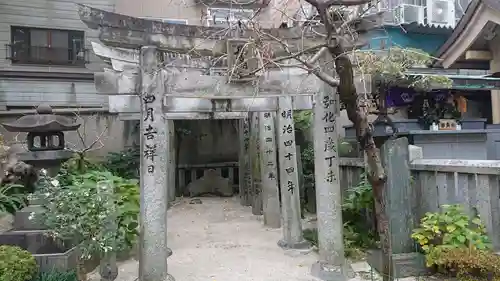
(94, 197, 320, 281)
(89, 197, 420, 281)
(169, 197, 321, 281)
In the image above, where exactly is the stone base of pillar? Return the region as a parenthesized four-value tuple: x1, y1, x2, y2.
(366, 249, 429, 278)
(140, 273, 175, 281)
(251, 191, 263, 215)
(167, 247, 172, 257)
(311, 261, 354, 281)
(277, 239, 311, 250)
(164, 274, 176, 281)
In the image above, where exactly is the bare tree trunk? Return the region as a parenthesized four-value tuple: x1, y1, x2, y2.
(373, 184, 392, 280)
(329, 44, 391, 281)
(263, 0, 391, 277)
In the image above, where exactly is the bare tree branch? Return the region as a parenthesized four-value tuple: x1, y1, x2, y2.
(248, 2, 391, 279)
(260, 31, 339, 86)
(67, 111, 110, 155)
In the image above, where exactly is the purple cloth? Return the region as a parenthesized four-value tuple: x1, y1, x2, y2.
(386, 87, 450, 107)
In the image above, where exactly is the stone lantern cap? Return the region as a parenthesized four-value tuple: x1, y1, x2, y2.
(2, 104, 81, 133)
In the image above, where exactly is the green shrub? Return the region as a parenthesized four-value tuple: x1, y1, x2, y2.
(412, 204, 494, 280)
(103, 146, 140, 179)
(342, 171, 377, 248)
(35, 169, 139, 261)
(412, 204, 491, 258)
(427, 247, 500, 281)
(33, 270, 78, 281)
(0, 245, 38, 281)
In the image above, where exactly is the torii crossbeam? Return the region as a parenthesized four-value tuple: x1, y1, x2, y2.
(77, 4, 382, 58)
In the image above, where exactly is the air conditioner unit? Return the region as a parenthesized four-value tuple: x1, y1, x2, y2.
(395, 4, 425, 25)
(427, 0, 455, 28)
(206, 8, 253, 27)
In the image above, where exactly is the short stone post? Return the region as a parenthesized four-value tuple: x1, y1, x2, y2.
(259, 112, 281, 228)
(311, 86, 352, 280)
(97, 180, 118, 281)
(277, 96, 310, 249)
(250, 112, 263, 215)
(367, 137, 426, 278)
(139, 46, 173, 281)
(239, 117, 252, 206)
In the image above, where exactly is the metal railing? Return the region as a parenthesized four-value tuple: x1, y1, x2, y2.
(6, 44, 88, 66)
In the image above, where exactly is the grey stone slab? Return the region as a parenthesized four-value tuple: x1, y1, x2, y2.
(311, 77, 348, 281)
(138, 46, 172, 281)
(258, 112, 281, 228)
(277, 97, 308, 249)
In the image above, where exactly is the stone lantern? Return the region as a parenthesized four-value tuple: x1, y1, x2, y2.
(2, 104, 80, 176)
(1, 104, 81, 230)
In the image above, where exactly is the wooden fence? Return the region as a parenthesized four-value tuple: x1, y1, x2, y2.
(339, 147, 500, 251)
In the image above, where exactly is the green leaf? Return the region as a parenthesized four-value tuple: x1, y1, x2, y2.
(471, 217, 482, 225)
(127, 221, 138, 230)
(454, 219, 468, 228)
(446, 225, 457, 233)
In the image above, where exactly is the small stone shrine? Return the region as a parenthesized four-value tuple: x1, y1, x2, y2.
(1, 104, 80, 229)
(0, 104, 81, 273)
(2, 104, 79, 230)
(2, 104, 80, 177)
(187, 169, 233, 197)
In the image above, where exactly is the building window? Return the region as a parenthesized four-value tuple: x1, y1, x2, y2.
(8, 26, 87, 66)
(206, 8, 254, 27)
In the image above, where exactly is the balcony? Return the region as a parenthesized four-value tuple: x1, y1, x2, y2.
(6, 44, 88, 67)
(195, 0, 269, 9)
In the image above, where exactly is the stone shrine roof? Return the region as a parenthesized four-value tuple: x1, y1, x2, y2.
(2, 104, 82, 133)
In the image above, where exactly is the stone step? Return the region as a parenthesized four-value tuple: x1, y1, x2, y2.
(0, 229, 77, 273)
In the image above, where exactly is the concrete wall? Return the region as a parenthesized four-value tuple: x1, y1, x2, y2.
(115, 0, 203, 25)
(176, 119, 239, 165)
(0, 79, 107, 108)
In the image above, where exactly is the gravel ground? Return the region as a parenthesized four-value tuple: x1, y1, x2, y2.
(88, 197, 433, 281)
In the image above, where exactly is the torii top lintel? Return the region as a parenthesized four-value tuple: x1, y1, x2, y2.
(77, 4, 383, 58)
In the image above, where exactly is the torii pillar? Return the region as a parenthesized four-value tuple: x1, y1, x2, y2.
(139, 46, 174, 281)
(311, 75, 352, 280)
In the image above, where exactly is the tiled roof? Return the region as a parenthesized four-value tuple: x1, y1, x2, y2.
(434, 0, 500, 63)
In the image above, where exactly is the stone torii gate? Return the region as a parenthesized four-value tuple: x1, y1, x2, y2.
(78, 5, 376, 281)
